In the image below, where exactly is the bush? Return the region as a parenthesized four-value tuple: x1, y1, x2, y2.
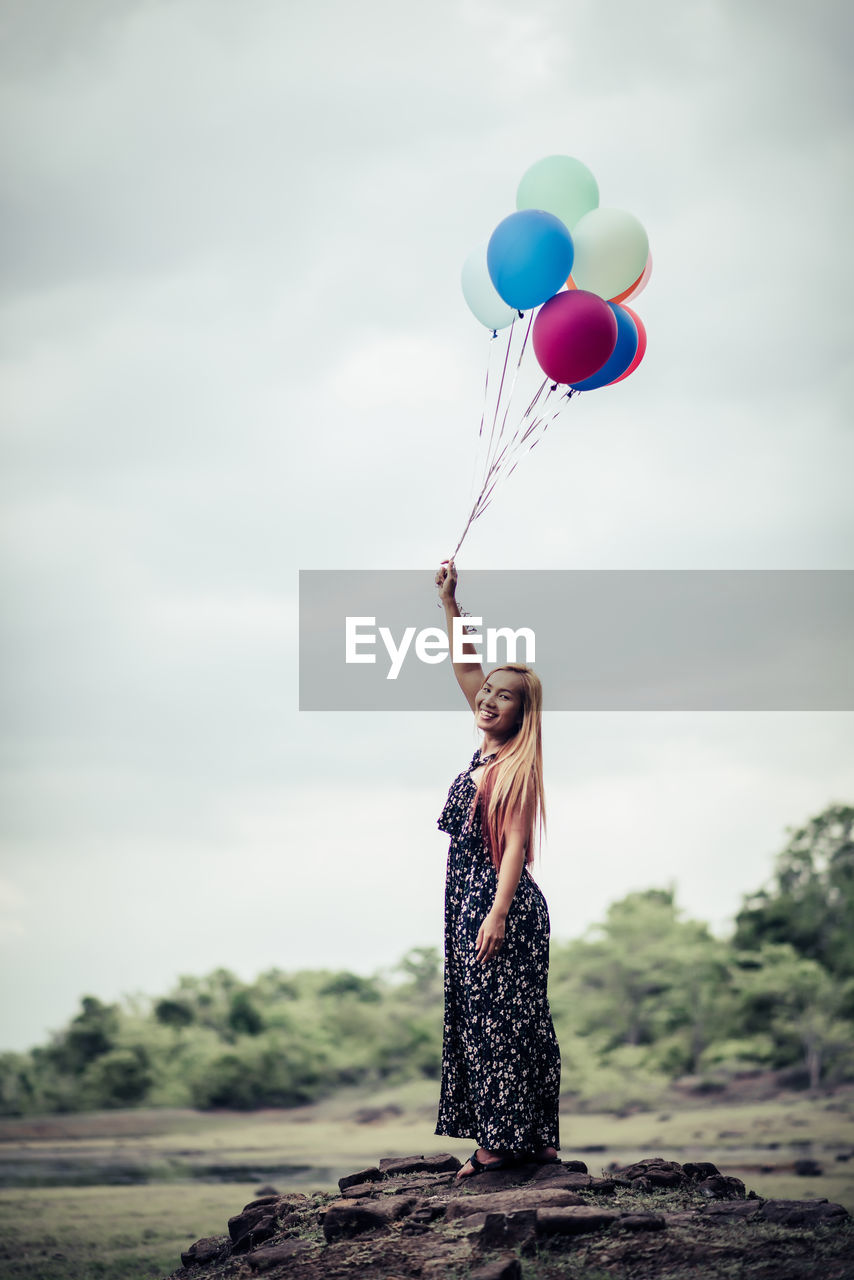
(80, 1046, 153, 1108)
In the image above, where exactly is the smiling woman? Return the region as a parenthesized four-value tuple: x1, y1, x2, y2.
(433, 562, 560, 1180)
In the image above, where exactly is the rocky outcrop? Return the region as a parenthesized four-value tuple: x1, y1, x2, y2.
(167, 1152, 853, 1280)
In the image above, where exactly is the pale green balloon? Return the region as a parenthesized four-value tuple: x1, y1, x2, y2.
(516, 155, 599, 231)
(461, 244, 517, 331)
(570, 207, 649, 300)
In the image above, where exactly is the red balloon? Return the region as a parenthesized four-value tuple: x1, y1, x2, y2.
(614, 252, 652, 305)
(609, 264, 644, 304)
(532, 290, 618, 385)
(608, 305, 647, 384)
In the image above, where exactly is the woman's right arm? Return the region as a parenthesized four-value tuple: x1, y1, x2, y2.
(435, 561, 485, 713)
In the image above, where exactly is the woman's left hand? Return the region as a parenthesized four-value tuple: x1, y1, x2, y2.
(476, 909, 506, 963)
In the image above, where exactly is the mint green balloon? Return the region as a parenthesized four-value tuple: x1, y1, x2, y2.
(516, 155, 599, 231)
(570, 207, 649, 300)
(461, 244, 516, 331)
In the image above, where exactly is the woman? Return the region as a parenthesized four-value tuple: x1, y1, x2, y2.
(434, 561, 561, 1180)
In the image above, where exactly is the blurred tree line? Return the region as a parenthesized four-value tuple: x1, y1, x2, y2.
(2, 804, 852, 1116)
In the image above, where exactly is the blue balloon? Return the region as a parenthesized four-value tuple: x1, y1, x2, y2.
(570, 302, 639, 390)
(487, 210, 574, 311)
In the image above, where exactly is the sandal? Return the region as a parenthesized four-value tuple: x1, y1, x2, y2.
(458, 1148, 518, 1177)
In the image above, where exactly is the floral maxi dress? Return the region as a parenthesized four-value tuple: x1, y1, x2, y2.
(435, 749, 561, 1152)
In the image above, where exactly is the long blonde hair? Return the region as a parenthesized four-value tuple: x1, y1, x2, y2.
(475, 663, 546, 872)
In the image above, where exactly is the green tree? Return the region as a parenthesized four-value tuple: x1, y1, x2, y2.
(154, 998, 195, 1029)
(227, 990, 264, 1036)
(734, 804, 854, 981)
(551, 889, 732, 1074)
(81, 1045, 153, 1107)
(394, 947, 443, 1005)
(731, 943, 854, 1089)
(47, 996, 120, 1075)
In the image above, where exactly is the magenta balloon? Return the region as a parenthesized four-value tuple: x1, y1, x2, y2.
(532, 290, 618, 385)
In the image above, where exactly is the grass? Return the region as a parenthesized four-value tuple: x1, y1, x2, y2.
(0, 1182, 256, 1280)
(0, 1085, 852, 1279)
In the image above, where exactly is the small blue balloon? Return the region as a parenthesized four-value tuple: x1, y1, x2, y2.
(487, 209, 574, 311)
(571, 302, 639, 390)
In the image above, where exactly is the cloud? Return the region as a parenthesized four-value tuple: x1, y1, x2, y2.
(1, 0, 852, 1049)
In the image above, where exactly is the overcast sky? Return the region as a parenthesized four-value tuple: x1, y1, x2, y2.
(1, 0, 853, 1052)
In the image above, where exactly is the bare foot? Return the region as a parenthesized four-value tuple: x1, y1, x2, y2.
(456, 1148, 506, 1179)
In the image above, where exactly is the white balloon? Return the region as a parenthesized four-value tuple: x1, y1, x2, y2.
(570, 208, 649, 301)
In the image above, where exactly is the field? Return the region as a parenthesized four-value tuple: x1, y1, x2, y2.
(1, 1083, 852, 1280)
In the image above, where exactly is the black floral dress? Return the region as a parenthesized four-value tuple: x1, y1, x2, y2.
(435, 749, 561, 1152)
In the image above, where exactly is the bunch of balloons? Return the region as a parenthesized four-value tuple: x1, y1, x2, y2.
(462, 154, 650, 390)
(448, 155, 650, 559)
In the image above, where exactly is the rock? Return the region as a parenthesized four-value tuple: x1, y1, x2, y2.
(322, 1201, 390, 1240)
(479, 1208, 538, 1252)
(545, 1171, 593, 1190)
(446, 1187, 583, 1220)
(228, 1201, 287, 1253)
(322, 1195, 417, 1241)
(228, 1204, 276, 1239)
(702, 1201, 762, 1220)
(173, 1150, 854, 1279)
(758, 1199, 849, 1228)
(696, 1175, 746, 1200)
(341, 1183, 381, 1198)
(794, 1158, 824, 1176)
(338, 1166, 383, 1191)
(231, 1213, 278, 1255)
(469, 1254, 522, 1280)
(409, 1199, 446, 1224)
(610, 1158, 685, 1184)
(617, 1212, 666, 1232)
(561, 1159, 589, 1173)
(683, 1161, 721, 1181)
(245, 1238, 314, 1271)
(378, 1153, 461, 1176)
(180, 1236, 229, 1267)
(536, 1206, 621, 1237)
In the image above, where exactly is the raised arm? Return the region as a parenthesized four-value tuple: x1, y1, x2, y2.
(434, 561, 485, 712)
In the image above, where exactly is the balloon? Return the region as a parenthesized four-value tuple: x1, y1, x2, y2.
(461, 244, 517, 331)
(570, 208, 649, 300)
(487, 209, 574, 311)
(609, 305, 647, 384)
(570, 303, 638, 390)
(613, 251, 652, 304)
(516, 155, 599, 231)
(532, 290, 617, 385)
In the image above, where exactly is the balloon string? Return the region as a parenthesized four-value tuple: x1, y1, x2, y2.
(478, 330, 499, 439)
(469, 330, 500, 502)
(493, 309, 534, 463)
(449, 385, 578, 561)
(481, 316, 515, 490)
